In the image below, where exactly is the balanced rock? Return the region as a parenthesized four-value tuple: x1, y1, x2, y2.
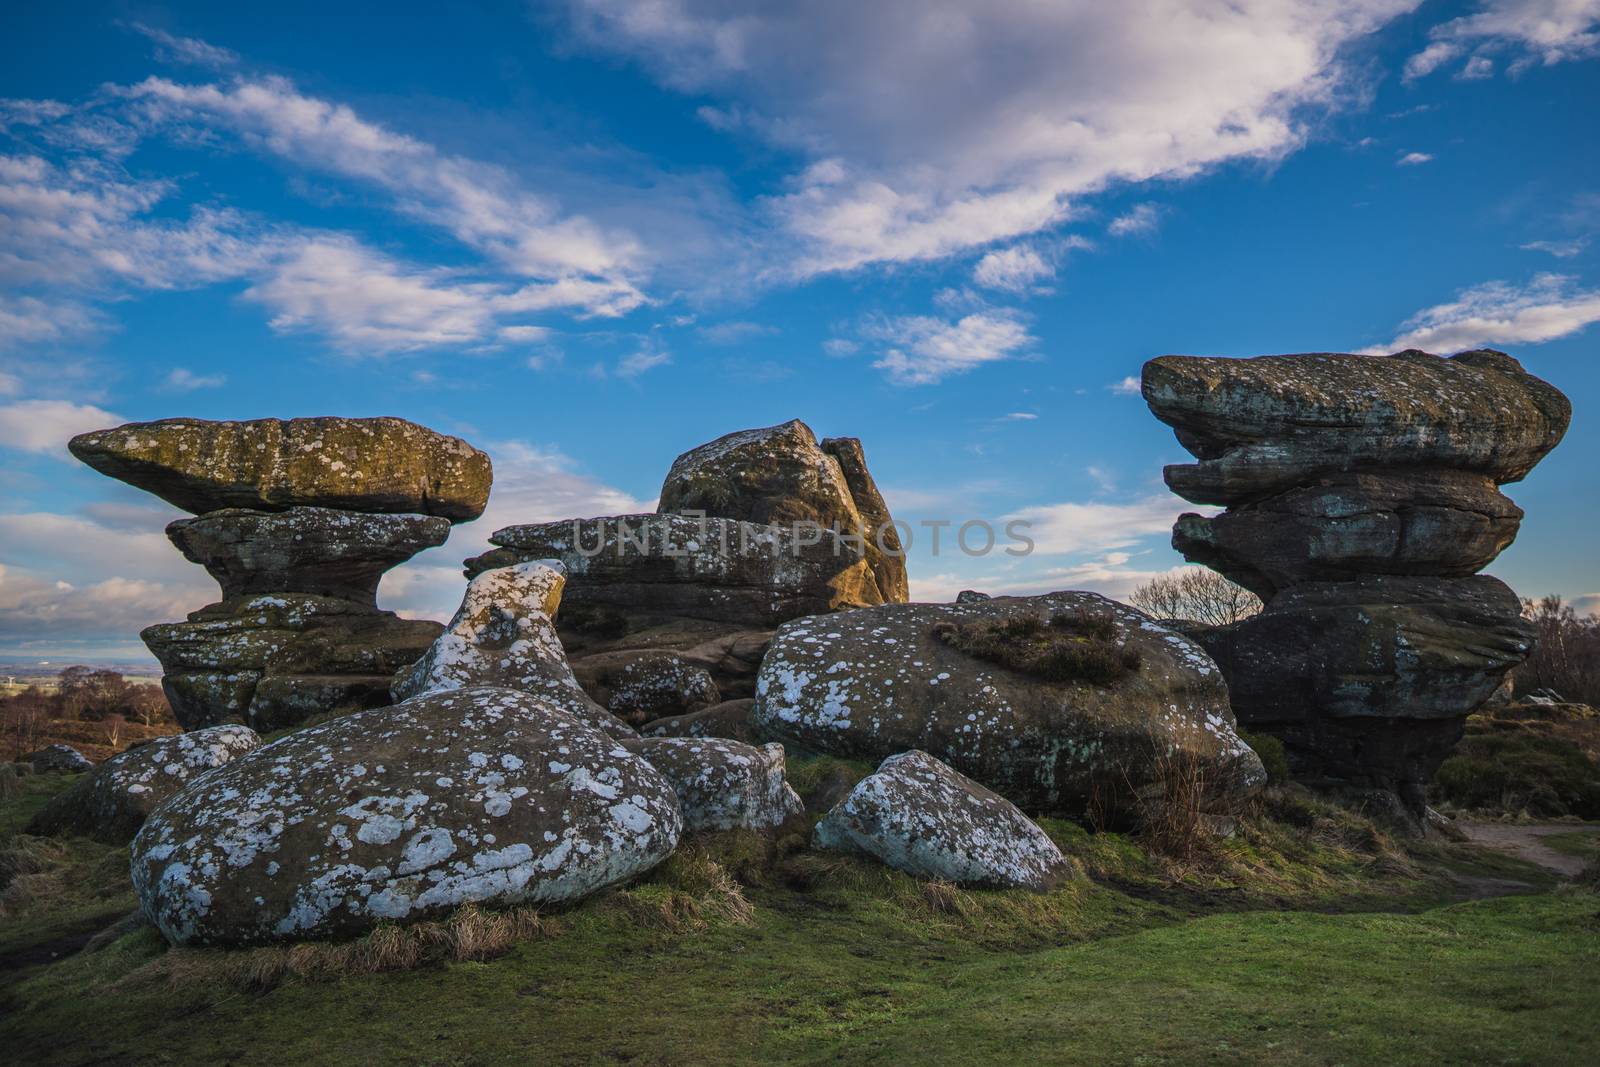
(656, 420, 908, 606)
(392, 562, 635, 739)
(28, 725, 260, 842)
(466, 514, 883, 628)
(753, 592, 1266, 817)
(131, 687, 683, 945)
(29, 744, 93, 774)
(144, 594, 441, 731)
(622, 737, 803, 832)
(641, 699, 761, 743)
(168, 507, 450, 606)
(814, 750, 1075, 890)
(69, 417, 492, 520)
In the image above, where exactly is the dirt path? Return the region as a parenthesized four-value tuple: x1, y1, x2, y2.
(1455, 821, 1598, 878)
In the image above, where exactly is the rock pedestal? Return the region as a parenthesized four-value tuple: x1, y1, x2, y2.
(1143, 348, 1569, 814)
(69, 416, 492, 732)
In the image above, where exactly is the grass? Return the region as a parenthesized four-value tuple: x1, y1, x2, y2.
(0, 763, 1594, 1065)
(932, 610, 1141, 685)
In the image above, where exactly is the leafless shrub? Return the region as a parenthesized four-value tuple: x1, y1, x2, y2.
(1129, 568, 1263, 628)
(1517, 595, 1600, 706)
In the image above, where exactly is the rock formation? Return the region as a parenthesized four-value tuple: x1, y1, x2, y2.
(465, 419, 908, 708)
(1143, 348, 1570, 814)
(752, 592, 1267, 818)
(813, 750, 1075, 890)
(69, 416, 490, 732)
(620, 737, 804, 832)
(130, 687, 682, 945)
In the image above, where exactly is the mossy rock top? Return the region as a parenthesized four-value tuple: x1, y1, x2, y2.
(69, 416, 492, 521)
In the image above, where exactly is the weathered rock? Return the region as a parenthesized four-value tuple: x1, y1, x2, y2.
(641, 699, 761, 743)
(562, 616, 774, 706)
(1172, 470, 1523, 598)
(814, 750, 1075, 890)
(1144, 349, 1571, 505)
(466, 514, 883, 628)
(392, 562, 636, 739)
(753, 592, 1267, 817)
(955, 590, 992, 604)
(821, 435, 910, 604)
(1190, 575, 1534, 809)
(143, 594, 442, 731)
(130, 687, 683, 945)
(29, 744, 93, 774)
(28, 725, 260, 842)
(602, 654, 721, 722)
(167, 507, 450, 606)
(69, 416, 492, 520)
(621, 737, 803, 832)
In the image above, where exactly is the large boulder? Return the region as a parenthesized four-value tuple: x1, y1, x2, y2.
(69, 417, 492, 521)
(655, 420, 909, 607)
(130, 687, 683, 945)
(143, 594, 442, 732)
(465, 514, 883, 628)
(753, 592, 1266, 817)
(167, 507, 450, 606)
(1143, 348, 1570, 505)
(28, 725, 260, 842)
(622, 737, 803, 832)
(392, 562, 635, 739)
(814, 750, 1075, 890)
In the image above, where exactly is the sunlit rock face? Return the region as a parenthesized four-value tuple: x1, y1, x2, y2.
(130, 687, 682, 946)
(68, 416, 491, 732)
(1144, 348, 1569, 815)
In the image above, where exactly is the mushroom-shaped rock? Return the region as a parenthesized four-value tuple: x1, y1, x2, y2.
(167, 507, 450, 606)
(622, 737, 803, 832)
(28, 725, 260, 843)
(754, 592, 1266, 817)
(29, 744, 94, 774)
(130, 687, 683, 945)
(68, 416, 492, 521)
(814, 750, 1076, 890)
(392, 562, 636, 739)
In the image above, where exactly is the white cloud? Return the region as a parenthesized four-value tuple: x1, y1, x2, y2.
(822, 338, 859, 357)
(863, 309, 1035, 385)
(162, 367, 226, 391)
(127, 23, 240, 69)
(1004, 493, 1204, 556)
(1000, 411, 1037, 421)
(567, 0, 1418, 275)
(1405, 0, 1600, 81)
(1397, 151, 1434, 166)
(1365, 272, 1600, 352)
(0, 294, 100, 347)
(0, 400, 122, 456)
(1458, 54, 1497, 78)
(1108, 375, 1142, 395)
(910, 555, 1180, 604)
(972, 245, 1054, 292)
(617, 343, 673, 378)
(696, 320, 778, 345)
(1108, 203, 1161, 237)
(1522, 238, 1587, 257)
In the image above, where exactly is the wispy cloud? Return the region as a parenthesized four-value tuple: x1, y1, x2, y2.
(1405, 0, 1600, 82)
(1397, 151, 1434, 166)
(972, 244, 1055, 292)
(1108, 375, 1142, 396)
(1364, 272, 1600, 352)
(862, 308, 1036, 386)
(162, 367, 226, 391)
(696, 320, 778, 345)
(126, 22, 239, 69)
(1108, 203, 1162, 237)
(1522, 237, 1587, 257)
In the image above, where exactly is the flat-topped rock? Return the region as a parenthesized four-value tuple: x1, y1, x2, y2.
(167, 507, 450, 606)
(466, 514, 884, 628)
(1143, 349, 1570, 505)
(622, 736, 803, 832)
(69, 416, 492, 520)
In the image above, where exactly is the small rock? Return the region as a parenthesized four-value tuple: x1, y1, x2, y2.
(607, 654, 721, 722)
(623, 737, 803, 832)
(641, 699, 761, 743)
(30, 744, 93, 774)
(814, 751, 1075, 890)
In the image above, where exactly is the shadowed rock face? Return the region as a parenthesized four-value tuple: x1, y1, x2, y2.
(69, 417, 492, 521)
(1144, 348, 1568, 816)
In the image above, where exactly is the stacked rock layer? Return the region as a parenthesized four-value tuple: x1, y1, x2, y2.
(1143, 348, 1570, 813)
(70, 417, 492, 731)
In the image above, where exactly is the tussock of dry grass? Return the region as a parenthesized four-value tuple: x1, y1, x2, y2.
(932, 609, 1141, 685)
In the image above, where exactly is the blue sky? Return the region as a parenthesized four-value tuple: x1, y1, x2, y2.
(2, 1, 1597, 660)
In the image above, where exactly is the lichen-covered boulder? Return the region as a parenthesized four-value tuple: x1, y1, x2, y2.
(29, 744, 93, 774)
(167, 507, 450, 606)
(641, 699, 761, 743)
(28, 725, 260, 842)
(622, 737, 803, 832)
(753, 592, 1266, 817)
(392, 562, 635, 739)
(130, 687, 683, 945)
(605, 653, 721, 722)
(466, 514, 883, 628)
(1143, 348, 1571, 505)
(144, 594, 442, 732)
(68, 416, 492, 521)
(814, 750, 1075, 890)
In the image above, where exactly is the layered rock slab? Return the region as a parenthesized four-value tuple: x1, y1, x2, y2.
(131, 687, 683, 945)
(814, 750, 1075, 890)
(753, 592, 1266, 817)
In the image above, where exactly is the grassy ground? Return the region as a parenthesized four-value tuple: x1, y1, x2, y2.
(1, 762, 1595, 1066)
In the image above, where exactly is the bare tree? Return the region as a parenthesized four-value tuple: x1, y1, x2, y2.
(1129, 568, 1263, 628)
(1517, 596, 1600, 705)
